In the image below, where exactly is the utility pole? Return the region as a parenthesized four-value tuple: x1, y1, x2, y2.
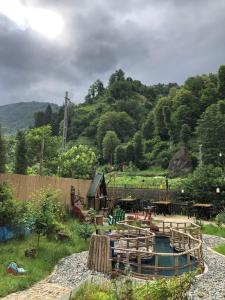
(62, 91, 70, 150)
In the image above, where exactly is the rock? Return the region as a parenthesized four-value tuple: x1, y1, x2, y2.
(168, 147, 193, 178)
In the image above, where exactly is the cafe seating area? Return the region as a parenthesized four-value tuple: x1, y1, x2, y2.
(114, 197, 217, 220)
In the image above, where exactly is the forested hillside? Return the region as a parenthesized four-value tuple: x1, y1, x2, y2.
(1, 66, 225, 178)
(0, 102, 58, 134)
(33, 66, 225, 172)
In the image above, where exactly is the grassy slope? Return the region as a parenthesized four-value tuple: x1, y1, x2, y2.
(0, 219, 87, 297)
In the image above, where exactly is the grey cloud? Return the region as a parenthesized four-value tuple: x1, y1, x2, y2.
(0, 0, 225, 105)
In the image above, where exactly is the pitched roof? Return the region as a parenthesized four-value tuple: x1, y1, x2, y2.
(87, 173, 104, 197)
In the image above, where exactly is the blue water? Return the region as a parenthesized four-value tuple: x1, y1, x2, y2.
(113, 236, 198, 276)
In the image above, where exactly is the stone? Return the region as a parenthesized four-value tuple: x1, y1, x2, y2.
(168, 147, 193, 178)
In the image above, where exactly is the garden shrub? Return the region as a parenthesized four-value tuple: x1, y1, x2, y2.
(0, 182, 22, 227)
(216, 211, 225, 226)
(77, 222, 93, 242)
(25, 188, 65, 246)
(74, 272, 195, 300)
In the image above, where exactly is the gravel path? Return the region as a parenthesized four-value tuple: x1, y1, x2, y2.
(188, 234, 225, 300)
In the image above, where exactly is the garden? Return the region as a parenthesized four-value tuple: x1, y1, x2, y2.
(0, 182, 91, 298)
(1, 177, 225, 300)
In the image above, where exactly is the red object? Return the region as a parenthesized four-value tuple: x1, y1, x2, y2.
(7, 268, 17, 275)
(73, 205, 85, 222)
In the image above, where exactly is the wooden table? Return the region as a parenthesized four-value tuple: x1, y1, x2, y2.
(152, 201, 172, 216)
(118, 198, 137, 212)
(193, 203, 213, 220)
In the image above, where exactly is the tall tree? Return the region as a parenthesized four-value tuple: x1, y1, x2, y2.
(0, 125, 6, 173)
(218, 65, 225, 99)
(102, 131, 120, 164)
(197, 102, 225, 165)
(142, 111, 154, 140)
(115, 145, 126, 165)
(44, 105, 53, 125)
(133, 132, 144, 166)
(126, 143, 135, 163)
(180, 124, 191, 146)
(15, 131, 28, 174)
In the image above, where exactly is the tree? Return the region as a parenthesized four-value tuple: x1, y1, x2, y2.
(85, 80, 105, 103)
(133, 132, 144, 166)
(0, 126, 6, 173)
(154, 96, 172, 140)
(26, 125, 60, 175)
(196, 102, 225, 165)
(44, 105, 53, 125)
(142, 111, 154, 140)
(126, 143, 135, 163)
(115, 145, 126, 165)
(109, 69, 125, 86)
(180, 124, 191, 146)
(34, 111, 45, 128)
(102, 131, 120, 164)
(59, 145, 97, 178)
(97, 111, 135, 146)
(218, 65, 225, 99)
(15, 131, 28, 174)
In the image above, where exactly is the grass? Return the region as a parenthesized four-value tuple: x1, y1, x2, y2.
(0, 219, 88, 298)
(201, 223, 225, 256)
(201, 223, 225, 238)
(214, 243, 225, 255)
(106, 173, 184, 190)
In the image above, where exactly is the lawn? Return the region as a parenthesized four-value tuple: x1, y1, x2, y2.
(201, 223, 225, 238)
(201, 223, 225, 256)
(0, 219, 88, 298)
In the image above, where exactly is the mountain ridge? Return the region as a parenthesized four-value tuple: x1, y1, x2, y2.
(0, 101, 58, 134)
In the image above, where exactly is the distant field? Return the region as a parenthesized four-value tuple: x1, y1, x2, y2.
(106, 173, 183, 190)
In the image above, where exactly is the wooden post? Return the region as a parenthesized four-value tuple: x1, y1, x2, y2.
(187, 253, 191, 271)
(87, 235, 112, 273)
(137, 253, 141, 273)
(155, 254, 158, 275)
(175, 256, 179, 275)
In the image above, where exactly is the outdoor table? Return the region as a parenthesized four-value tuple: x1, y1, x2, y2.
(192, 203, 213, 220)
(118, 198, 137, 212)
(152, 201, 172, 216)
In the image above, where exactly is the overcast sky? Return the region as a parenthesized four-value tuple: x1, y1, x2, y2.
(0, 0, 225, 106)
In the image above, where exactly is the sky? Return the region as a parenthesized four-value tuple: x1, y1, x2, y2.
(0, 0, 225, 106)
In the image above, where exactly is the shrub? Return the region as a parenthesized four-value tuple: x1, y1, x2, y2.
(77, 222, 93, 242)
(25, 188, 64, 247)
(0, 182, 13, 202)
(216, 211, 225, 226)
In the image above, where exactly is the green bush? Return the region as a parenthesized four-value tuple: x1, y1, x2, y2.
(216, 211, 225, 226)
(77, 222, 93, 242)
(74, 272, 195, 300)
(0, 182, 13, 202)
(25, 188, 65, 247)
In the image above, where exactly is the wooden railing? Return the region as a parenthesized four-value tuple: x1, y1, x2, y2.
(109, 220, 203, 278)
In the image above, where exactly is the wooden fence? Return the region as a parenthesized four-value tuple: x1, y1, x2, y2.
(0, 173, 91, 209)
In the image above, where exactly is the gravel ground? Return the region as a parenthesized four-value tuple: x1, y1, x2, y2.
(188, 234, 225, 300)
(48, 251, 108, 287)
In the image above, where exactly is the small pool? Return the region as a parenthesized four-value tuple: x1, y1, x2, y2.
(113, 236, 198, 276)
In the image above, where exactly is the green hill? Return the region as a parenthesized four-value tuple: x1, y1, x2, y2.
(0, 101, 58, 134)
